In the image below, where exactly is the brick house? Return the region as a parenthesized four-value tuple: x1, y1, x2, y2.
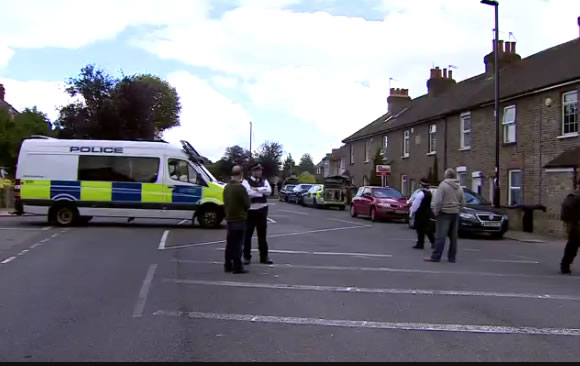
(342, 21, 580, 235)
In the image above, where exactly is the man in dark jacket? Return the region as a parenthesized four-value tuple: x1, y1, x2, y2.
(410, 178, 435, 250)
(223, 166, 250, 274)
(561, 180, 580, 274)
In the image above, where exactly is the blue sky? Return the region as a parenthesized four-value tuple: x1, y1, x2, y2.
(1, 0, 579, 162)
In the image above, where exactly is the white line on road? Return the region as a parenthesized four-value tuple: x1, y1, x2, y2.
(276, 209, 310, 216)
(217, 248, 393, 258)
(172, 260, 580, 280)
(0, 228, 50, 231)
(133, 264, 158, 318)
(153, 310, 580, 337)
(30, 243, 42, 249)
(327, 218, 367, 226)
(162, 225, 372, 250)
(18, 250, 29, 256)
(178, 219, 188, 226)
(267, 218, 277, 224)
(165, 279, 580, 301)
(50, 233, 58, 239)
(1, 257, 17, 264)
(40, 239, 50, 243)
(42, 227, 52, 231)
(158, 230, 170, 250)
(481, 259, 540, 264)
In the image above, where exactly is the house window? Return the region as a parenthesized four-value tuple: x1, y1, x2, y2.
(508, 169, 522, 206)
(401, 175, 408, 196)
(562, 91, 578, 135)
(458, 172, 468, 188)
(403, 130, 410, 157)
(350, 145, 355, 164)
(428, 124, 437, 154)
(503, 105, 517, 143)
(383, 135, 389, 160)
(410, 179, 417, 194)
(364, 141, 370, 163)
(363, 176, 369, 186)
(460, 113, 472, 149)
(340, 159, 345, 171)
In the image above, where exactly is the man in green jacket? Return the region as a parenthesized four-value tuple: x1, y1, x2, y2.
(223, 166, 250, 274)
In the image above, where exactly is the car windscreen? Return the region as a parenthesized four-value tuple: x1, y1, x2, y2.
(285, 185, 296, 191)
(373, 188, 403, 199)
(465, 190, 490, 205)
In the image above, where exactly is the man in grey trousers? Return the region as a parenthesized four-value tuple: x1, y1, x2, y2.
(425, 168, 466, 263)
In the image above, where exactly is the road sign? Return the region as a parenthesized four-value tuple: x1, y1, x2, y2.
(376, 165, 391, 176)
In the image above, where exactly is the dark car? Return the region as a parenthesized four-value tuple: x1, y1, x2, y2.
(459, 189, 509, 238)
(350, 186, 409, 222)
(279, 184, 296, 202)
(288, 184, 313, 204)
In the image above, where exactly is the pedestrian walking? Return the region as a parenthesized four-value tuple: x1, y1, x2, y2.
(223, 166, 250, 274)
(425, 168, 466, 263)
(560, 179, 580, 274)
(411, 178, 436, 250)
(242, 163, 274, 265)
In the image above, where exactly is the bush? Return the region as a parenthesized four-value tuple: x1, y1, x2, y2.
(297, 172, 317, 184)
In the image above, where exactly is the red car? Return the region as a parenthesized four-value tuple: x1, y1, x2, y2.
(350, 186, 409, 222)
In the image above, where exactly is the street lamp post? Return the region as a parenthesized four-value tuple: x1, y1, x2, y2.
(481, 0, 501, 208)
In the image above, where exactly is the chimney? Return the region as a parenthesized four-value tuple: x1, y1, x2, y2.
(578, 16, 580, 38)
(427, 66, 456, 95)
(387, 87, 411, 116)
(484, 39, 521, 73)
(0, 84, 4, 101)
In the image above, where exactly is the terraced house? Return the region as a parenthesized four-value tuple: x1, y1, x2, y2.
(342, 19, 580, 235)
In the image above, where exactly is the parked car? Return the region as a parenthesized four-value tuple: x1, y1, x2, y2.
(303, 176, 348, 210)
(288, 184, 314, 204)
(279, 184, 296, 202)
(350, 186, 409, 222)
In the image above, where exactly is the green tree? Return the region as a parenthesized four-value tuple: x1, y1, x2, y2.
(55, 65, 181, 140)
(282, 154, 297, 179)
(256, 141, 283, 179)
(298, 153, 315, 175)
(370, 148, 383, 186)
(0, 107, 52, 174)
(297, 171, 317, 184)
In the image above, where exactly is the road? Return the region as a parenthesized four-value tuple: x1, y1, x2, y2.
(0, 202, 579, 362)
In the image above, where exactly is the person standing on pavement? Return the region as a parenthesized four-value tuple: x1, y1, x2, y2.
(560, 180, 580, 274)
(411, 178, 436, 250)
(223, 166, 250, 274)
(426, 168, 466, 263)
(242, 163, 274, 265)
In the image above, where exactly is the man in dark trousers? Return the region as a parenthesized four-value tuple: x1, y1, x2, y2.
(560, 179, 580, 274)
(242, 163, 274, 265)
(223, 166, 250, 274)
(410, 178, 435, 250)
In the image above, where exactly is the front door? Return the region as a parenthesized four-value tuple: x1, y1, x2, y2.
(165, 158, 203, 211)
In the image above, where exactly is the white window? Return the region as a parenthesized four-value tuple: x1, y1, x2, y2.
(460, 113, 472, 149)
(364, 141, 370, 163)
(340, 159, 345, 171)
(458, 172, 468, 188)
(403, 130, 410, 157)
(562, 91, 578, 135)
(508, 170, 522, 206)
(383, 135, 389, 160)
(363, 176, 369, 186)
(503, 105, 517, 143)
(428, 124, 437, 154)
(401, 175, 408, 196)
(350, 145, 355, 165)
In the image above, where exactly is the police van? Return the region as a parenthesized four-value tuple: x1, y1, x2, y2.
(15, 137, 225, 228)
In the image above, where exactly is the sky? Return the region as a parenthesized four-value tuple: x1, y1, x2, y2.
(1, 0, 579, 163)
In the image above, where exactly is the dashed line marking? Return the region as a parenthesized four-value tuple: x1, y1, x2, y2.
(1, 257, 16, 264)
(267, 218, 277, 224)
(30, 243, 42, 249)
(18, 250, 29, 256)
(158, 230, 170, 250)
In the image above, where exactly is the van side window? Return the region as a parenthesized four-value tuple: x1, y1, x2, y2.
(168, 159, 203, 185)
(78, 156, 159, 183)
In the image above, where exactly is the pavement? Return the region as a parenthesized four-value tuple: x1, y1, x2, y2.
(0, 202, 579, 361)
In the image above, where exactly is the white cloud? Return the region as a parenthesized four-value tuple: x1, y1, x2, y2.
(163, 71, 252, 161)
(211, 75, 239, 89)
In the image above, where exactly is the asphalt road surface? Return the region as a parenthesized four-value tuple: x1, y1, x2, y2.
(0, 202, 579, 362)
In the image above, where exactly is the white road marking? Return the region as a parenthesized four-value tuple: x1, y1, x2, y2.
(42, 227, 52, 231)
(18, 250, 30, 256)
(267, 218, 277, 224)
(276, 209, 310, 216)
(162, 225, 371, 250)
(133, 264, 158, 318)
(219, 248, 393, 258)
(177, 219, 188, 226)
(172, 260, 580, 280)
(30, 243, 42, 249)
(1, 257, 17, 264)
(50, 233, 58, 239)
(40, 239, 50, 243)
(481, 259, 540, 264)
(327, 218, 366, 226)
(0, 228, 50, 231)
(511, 254, 539, 261)
(158, 230, 170, 250)
(165, 279, 580, 301)
(153, 310, 580, 337)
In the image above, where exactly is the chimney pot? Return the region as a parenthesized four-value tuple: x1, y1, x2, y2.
(498, 40, 504, 53)
(504, 41, 511, 53)
(449, 70, 453, 80)
(511, 42, 516, 53)
(443, 68, 448, 79)
(578, 16, 580, 37)
(390, 88, 395, 95)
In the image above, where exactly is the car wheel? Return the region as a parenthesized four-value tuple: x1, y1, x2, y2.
(350, 205, 358, 218)
(370, 207, 377, 222)
(49, 204, 79, 227)
(198, 207, 223, 228)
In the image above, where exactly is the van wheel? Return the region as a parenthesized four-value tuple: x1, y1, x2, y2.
(198, 207, 222, 228)
(49, 204, 79, 227)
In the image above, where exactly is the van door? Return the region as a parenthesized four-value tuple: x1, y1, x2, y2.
(165, 158, 204, 211)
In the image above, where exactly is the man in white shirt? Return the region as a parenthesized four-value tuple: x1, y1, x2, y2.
(242, 163, 273, 265)
(410, 178, 436, 250)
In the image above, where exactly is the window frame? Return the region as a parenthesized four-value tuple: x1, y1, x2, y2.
(401, 174, 408, 196)
(460, 112, 472, 150)
(403, 130, 410, 158)
(562, 91, 579, 136)
(383, 135, 389, 160)
(350, 145, 355, 165)
(428, 124, 437, 154)
(364, 140, 370, 163)
(508, 169, 523, 207)
(78, 155, 160, 183)
(168, 158, 205, 186)
(502, 105, 517, 144)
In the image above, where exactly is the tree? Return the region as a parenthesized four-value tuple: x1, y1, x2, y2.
(282, 154, 297, 179)
(0, 107, 52, 174)
(256, 141, 283, 179)
(298, 153, 316, 175)
(370, 148, 383, 186)
(297, 172, 316, 184)
(55, 65, 181, 140)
